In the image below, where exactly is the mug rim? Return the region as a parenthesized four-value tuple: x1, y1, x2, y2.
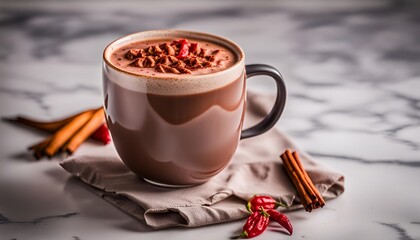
(103, 29, 245, 80)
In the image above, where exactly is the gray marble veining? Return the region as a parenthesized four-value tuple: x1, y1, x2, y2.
(1, 1, 420, 239)
(0, 212, 78, 224)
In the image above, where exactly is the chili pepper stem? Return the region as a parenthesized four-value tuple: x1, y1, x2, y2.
(246, 201, 285, 213)
(232, 231, 248, 239)
(275, 201, 287, 208)
(246, 202, 253, 213)
(260, 207, 270, 218)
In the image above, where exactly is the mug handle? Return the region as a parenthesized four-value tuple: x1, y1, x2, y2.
(240, 64, 287, 139)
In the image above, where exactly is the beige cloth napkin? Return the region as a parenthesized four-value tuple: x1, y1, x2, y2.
(60, 92, 345, 229)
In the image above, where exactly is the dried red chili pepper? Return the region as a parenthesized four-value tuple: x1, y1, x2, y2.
(237, 208, 270, 238)
(246, 195, 285, 213)
(266, 209, 293, 235)
(92, 123, 111, 144)
(189, 42, 198, 52)
(176, 39, 189, 59)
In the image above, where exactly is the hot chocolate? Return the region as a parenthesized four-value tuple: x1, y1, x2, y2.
(103, 32, 245, 186)
(102, 30, 286, 187)
(104, 73, 245, 185)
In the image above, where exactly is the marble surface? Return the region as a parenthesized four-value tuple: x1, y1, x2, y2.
(1, 0, 420, 239)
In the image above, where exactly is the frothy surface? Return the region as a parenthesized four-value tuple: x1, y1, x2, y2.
(110, 38, 237, 76)
(103, 31, 244, 95)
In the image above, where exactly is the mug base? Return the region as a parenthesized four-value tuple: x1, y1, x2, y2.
(143, 177, 196, 188)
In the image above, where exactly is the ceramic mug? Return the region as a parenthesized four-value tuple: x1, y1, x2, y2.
(103, 30, 286, 187)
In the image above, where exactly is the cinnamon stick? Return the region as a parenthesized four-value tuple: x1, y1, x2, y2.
(28, 138, 52, 160)
(4, 107, 109, 159)
(280, 149, 325, 212)
(280, 153, 311, 209)
(63, 108, 105, 155)
(285, 149, 317, 201)
(44, 110, 95, 157)
(3, 109, 97, 133)
(292, 151, 325, 207)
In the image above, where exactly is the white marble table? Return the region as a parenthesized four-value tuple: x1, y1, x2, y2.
(1, 1, 420, 239)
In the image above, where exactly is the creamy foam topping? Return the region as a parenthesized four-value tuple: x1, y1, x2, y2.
(103, 31, 244, 95)
(110, 38, 236, 76)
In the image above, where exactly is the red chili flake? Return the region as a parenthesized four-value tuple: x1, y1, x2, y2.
(189, 42, 198, 52)
(176, 39, 189, 59)
(91, 123, 111, 144)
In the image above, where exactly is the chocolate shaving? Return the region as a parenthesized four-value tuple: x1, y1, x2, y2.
(178, 67, 192, 74)
(206, 55, 216, 62)
(168, 56, 179, 63)
(130, 58, 144, 67)
(169, 67, 180, 74)
(190, 58, 203, 68)
(212, 50, 220, 55)
(124, 40, 223, 74)
(192, 46, 201, 55)
(198, 48, 207, 57)
(146, 46, 154, 55)
(164, 43, 176, 56)
(202, 61, 213, 67)
(144, 56, 156, 67)
(154, 45, 163, 54)
(159, 56, 171, 65)
(173, 60, 186, 69)
(155, 64, 166, 73)
(126, 49, 141, 60)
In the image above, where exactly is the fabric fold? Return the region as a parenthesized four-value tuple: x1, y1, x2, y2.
(60, 92, 345, 229)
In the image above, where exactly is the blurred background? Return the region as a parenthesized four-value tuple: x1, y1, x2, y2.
(1, 0, 420, 239)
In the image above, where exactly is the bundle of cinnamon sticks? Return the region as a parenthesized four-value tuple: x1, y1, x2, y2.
(280, 149, 325, 212)
(3, 107, 110, 159)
